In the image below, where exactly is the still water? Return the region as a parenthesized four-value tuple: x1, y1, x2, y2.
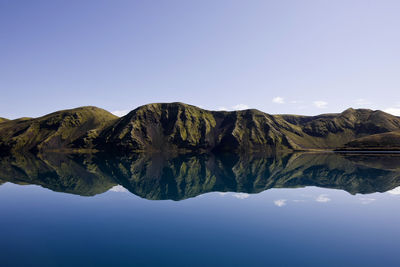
(0, 152, 399, 266)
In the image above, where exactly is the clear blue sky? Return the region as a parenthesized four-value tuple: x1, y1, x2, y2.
(1, 0, 400, 118)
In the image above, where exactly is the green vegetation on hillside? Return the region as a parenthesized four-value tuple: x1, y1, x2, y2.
(0, 106, 117, 153)
(97, 103, 400, 152)
(1, 103, 400, 153)
(341, 131, 400, 151)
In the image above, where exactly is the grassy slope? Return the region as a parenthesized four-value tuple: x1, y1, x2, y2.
(0, 106, 117, 153)
(279, 108, 400, 149)
(1, 103, 400, 153)
(99, 102, 303, 152)
(99, 102, 221, 152)
(341, 131, 400, 150)
(98, 103, 400, 152)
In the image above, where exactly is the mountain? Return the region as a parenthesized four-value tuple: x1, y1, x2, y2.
(1, 103, 400, 153)
(96, 102, 297, 152)
(95, 103, 400, 152)
(0, 117, 8, 123)
(341, 131, 400, 151)
(0, 106, 117, 154)
(1, 151, 400, 200)
(277, 108, 400, 149)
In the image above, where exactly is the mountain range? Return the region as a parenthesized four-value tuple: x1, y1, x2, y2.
(1, 102, 400, 154)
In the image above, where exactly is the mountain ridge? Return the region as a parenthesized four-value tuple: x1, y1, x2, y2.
(1, 102, 399, 153)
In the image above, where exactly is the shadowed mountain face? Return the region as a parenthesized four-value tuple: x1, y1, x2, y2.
(1, 152, 400, 200)
(1, 103, 400, 153)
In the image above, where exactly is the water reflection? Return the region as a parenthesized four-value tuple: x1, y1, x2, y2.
(1, 152, 400, 200)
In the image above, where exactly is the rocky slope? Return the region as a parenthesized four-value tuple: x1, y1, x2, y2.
(1, 103, 400, 153)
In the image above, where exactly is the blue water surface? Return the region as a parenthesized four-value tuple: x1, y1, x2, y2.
(1, 182, 399, 267)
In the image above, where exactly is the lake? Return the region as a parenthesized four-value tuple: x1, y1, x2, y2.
(0, 152, 399, 266)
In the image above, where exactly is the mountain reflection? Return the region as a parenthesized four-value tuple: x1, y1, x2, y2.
(1, 152, 400, 200)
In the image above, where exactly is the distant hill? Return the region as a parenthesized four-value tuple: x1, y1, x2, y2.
(1, 102, 400, 153)
(341, 131, 400, 151)
(0, 106, 117, 153)
(0, 117, 9, 123)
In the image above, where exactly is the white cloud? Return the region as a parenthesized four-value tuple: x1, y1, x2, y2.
(316, 194, 330, 203)
(233, 193, 250, 199)
(313, 101, 328, 108)
(387, 186, 400, 195)
(219, 192, 228, 196)
(232, 104, 249, 110)
(274, 199, 287, 207)
(111, 110, 130, 117)
(359, 198, 375, 204)
(384, 108, 400, 116)
(272, 97, 285, 104)
(109, 185, 128, 193)
(354, 98, 371, 106)
(217, 104, 249, 111)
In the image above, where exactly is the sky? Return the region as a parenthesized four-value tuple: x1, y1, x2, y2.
(1, 0, 400, 119)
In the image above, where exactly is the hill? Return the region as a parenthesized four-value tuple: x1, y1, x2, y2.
(341, 131, 400, 151)
(0, 106, 117, 153)
(278, 108, 400, 149)
(1, 103, 400, 153)
(97, 102, 296, 152)
(95, 103, 400, 152)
